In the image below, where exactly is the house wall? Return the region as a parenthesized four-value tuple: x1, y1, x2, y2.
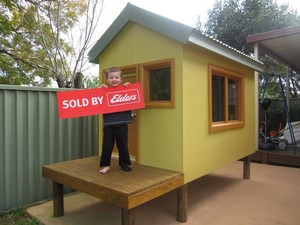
(99, 23, 184, 171)
(182, 44, 256, 182)
(98, 23, 256, 183)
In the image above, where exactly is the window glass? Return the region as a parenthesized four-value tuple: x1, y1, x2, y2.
(228, 78, 239, 120)
(149, 67, 171, 101)
(212, 75, 225, 122)
(209, 65, 244, 132)
(141, 59, 174, 108)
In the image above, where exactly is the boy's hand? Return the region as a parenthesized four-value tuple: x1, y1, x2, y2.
(99, 84, 108, 88)
(123, 82, 130, 87)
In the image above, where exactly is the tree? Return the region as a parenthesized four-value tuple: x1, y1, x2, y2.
(83, 74, 99, 88)
(198, 0, 300, 97)
(0, 0, 49, 85)
(0, 0, 103, 88)
(64, 0, 103, 88)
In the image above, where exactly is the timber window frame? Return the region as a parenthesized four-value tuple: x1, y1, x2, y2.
(208, 64, 245, 132)
(140, 59, 175, 108)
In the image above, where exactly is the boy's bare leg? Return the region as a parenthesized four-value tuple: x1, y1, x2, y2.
(99, 166, 110, 174)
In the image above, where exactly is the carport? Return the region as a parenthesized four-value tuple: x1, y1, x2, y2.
(247, 25, 300, 165)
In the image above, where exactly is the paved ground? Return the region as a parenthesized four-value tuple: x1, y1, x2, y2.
(27, 161, 300, 225)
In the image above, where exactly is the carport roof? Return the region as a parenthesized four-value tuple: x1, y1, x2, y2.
(246, 25, 300, 72)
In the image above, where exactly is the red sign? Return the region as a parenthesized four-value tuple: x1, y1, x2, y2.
(57, 83, 145, 119)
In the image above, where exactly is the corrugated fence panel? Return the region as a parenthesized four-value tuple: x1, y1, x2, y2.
(0, 85, 99, 213)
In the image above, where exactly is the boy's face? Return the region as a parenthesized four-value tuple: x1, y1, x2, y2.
(106, 71, 122, 87)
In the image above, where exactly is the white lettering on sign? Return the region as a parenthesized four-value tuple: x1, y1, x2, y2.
(110, 94, 137, 103)
(62, 98, 89, 109)
(91, 96, 103, 105)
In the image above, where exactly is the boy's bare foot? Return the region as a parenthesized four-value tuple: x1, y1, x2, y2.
(99, 166, 110, 174)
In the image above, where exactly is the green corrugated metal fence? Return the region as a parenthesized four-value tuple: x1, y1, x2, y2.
(0, 85, 99, 213)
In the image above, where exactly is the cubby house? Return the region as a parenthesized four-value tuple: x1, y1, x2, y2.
(88, 3, 263, 183)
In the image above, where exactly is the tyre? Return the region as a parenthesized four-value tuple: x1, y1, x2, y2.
(278, 139, 288, 150)
(259, 142, 276, 150)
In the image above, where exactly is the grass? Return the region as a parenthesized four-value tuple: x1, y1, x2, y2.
(0, 208, 41, 225)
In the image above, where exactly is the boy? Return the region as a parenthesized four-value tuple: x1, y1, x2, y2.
(99, 67, 132, 173)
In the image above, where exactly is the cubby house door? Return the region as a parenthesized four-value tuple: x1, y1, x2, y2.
(102, 68, 139, 161)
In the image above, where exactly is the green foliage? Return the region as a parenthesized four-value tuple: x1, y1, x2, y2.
(290, 104, 300, 121)
(267, 109, 286, 131)
(200, 0, 300, 98)
(0, 207, 40, 225)
(84, 75, 99, 88)
(0, 0, 87, 87)
(262, 99, 300, 134)
(202, 0, 300, 55)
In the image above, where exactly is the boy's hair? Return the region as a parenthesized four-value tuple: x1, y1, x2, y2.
(105, 67, 122, 78)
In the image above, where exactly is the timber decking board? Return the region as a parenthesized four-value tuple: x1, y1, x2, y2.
(42, 156, 184, 209)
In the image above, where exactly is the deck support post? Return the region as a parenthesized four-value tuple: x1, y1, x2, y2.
(243, 155, 251, 179)
(177, 184, 188, 222)
(53, 181, 64, 217)
(122, 208, 135, 225)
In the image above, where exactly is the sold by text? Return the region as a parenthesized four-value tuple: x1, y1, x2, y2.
(62, 96, 104, 109)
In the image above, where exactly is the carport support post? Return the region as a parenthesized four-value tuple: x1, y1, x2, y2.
(53, 181, 64, 217)
(243, 155, 251, 179)
(177, 184, 188, 222)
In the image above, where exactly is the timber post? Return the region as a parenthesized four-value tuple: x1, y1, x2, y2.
(53, 181, 64, 217)
(243, 155, 251, 179)
(122, 208, 135, 225)
(177, 184, 188, 222)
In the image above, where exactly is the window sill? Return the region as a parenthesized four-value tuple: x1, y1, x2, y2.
(209, 121, 245, 132)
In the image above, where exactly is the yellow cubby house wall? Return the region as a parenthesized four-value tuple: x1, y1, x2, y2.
(182, 44, 256, 182)
(98, 22, 256, 184)
(99, 22, 185, 172)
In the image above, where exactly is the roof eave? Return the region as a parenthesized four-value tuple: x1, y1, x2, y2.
(188, 31, 264, 72)
(88, 3, 193, 64)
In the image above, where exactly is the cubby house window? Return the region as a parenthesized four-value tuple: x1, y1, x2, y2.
(140, 59, 175, 108)
(209, 64, 245, 132)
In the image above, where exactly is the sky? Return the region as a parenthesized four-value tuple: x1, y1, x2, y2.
(96, 0, 300, 34)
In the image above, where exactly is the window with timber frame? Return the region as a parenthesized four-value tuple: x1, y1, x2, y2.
(208, 64, 245, 132)
(140, 59, 175, 108)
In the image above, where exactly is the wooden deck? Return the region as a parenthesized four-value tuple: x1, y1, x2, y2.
(42, 156, 185, 225)
(251, 147, 300, 167)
